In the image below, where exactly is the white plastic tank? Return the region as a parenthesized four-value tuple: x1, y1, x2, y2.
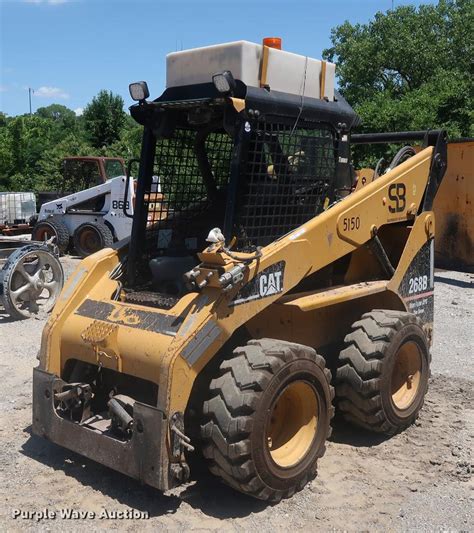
(167, 40, 336, 101)
(0, 192, 36, 224)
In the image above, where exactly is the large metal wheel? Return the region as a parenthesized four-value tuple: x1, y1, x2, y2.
(391, 340, 423, 411)
(266, 380, 319, 468)
(200, 339, 334, 502)
(0, 245, 64, 319)
(335, 310, 430, 435)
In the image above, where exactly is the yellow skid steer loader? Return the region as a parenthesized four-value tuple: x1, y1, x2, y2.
(32, 40, 446, 502)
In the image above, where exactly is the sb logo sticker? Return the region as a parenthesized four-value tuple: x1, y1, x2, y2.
(388, 183, 406, 213)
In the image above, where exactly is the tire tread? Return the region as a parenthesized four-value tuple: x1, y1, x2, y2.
(201, 339, 333, 502)
(335, 309, 429, 435)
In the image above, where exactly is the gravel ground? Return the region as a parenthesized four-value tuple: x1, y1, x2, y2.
(0, 258, 472, 531)
(431, 270, 474, 380)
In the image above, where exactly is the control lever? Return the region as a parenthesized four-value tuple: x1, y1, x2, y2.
(108, 398, 133, 435)
(54, 383, 92, 423)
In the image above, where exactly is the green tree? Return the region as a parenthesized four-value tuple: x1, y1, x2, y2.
(83, 90, 126, 149)
(0, 91, 135, 193)
(35, 104, 76, 128)
(323, 0, 474, 149)
(35, 104, 79, 148)
(108, 115, 142, 160)
(0, 112, 96, 192)
(36, 133, 95, 191)
(0, 118, 12, 191)
(4, 116, 55, 191)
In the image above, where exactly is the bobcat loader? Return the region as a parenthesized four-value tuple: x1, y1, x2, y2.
(32, 39, 446, 502)
(32, 174, 135, 258)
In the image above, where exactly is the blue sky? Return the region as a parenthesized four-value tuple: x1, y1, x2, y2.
(1, 0, 436, 117)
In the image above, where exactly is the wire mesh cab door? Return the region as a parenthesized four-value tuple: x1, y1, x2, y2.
(128, 109, 339, 293)
(233, 118, 338, 249)
(125, 113, 236, 295)
(143, 117, 338, 254)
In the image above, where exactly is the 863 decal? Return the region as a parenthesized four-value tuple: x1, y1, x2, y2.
(112, 200, 130, 210)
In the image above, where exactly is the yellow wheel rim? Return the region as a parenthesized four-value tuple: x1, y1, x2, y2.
(391, 340, 422, 410)
(266, 381, 318, 468)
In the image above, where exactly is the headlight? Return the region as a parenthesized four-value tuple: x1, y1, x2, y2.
(129, 81, 150, 102)
(212, 71, 236, 95)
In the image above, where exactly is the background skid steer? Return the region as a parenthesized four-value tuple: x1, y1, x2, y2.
(32, 39, 446, 502)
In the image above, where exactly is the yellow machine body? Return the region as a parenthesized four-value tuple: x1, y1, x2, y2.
(34, 137, 440, 490)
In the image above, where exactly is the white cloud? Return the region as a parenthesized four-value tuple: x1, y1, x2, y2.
(35, 86, 69, 99)
(74, 107, 84, 117)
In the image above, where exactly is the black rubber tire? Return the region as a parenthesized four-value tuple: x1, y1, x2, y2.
(72, 221, 114, 258)
(335, 310, 431, 435)
(32, 218, 70, 255)
(200, 338, 334, 502)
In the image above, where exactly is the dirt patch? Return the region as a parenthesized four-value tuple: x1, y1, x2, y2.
(0, 263, 472, 531)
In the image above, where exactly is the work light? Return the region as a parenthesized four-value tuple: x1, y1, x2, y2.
(212, 71, 236, 95)
(129, 81, 150, 102)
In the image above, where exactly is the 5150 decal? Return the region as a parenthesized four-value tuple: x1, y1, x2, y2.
(342, 216, 360, 231)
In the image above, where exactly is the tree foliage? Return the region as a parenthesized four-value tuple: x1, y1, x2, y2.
(36, 104, 76, 130)
(323, 0, 473, 164)
(83, 90, 126, 148)
(0, 94, 141, 192)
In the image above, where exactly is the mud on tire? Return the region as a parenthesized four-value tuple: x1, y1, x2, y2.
(200, 338, 334, 502)
(335, 310, 431, 435)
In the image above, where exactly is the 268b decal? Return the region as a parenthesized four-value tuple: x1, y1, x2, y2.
(398, 239, 434, 323)
(408, 275, 428, 295)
